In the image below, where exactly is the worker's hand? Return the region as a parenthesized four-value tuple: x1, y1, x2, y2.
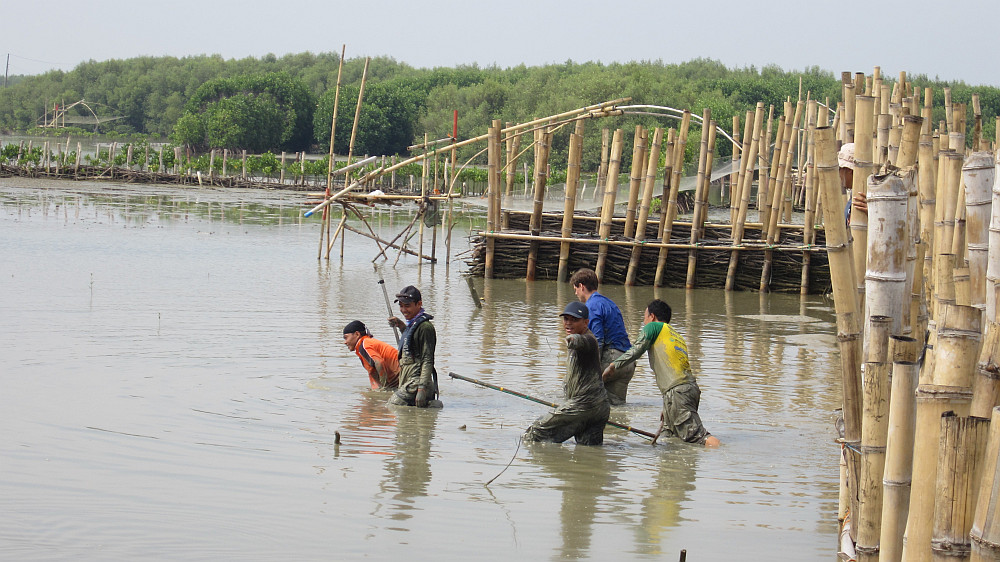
(415, 386, 428, 408)
(388, 316, 406, 331)
(602, 365, 615, 382)
(853, 192, 868, 214)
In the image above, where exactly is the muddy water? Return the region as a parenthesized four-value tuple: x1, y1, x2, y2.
(0, 177, 841, 561)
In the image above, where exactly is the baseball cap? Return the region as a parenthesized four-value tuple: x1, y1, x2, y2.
(560, 301, 589, 320)
(838, 143, 855, 168)
(394, 285, 422, 304)
(343, 320, 367, 335)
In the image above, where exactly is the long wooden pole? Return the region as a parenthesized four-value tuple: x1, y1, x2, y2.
(485, 123, 500, 279)
(654, 111, 691, 286)
(596, 129, 625, 281)
(627, 127, 664, 286)
(623, 125, 648, 238)
(558, 119, 586, 282)
(526, 125, 552, 281)
(726, 103, 765, 291)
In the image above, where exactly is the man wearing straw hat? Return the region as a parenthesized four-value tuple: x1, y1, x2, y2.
(603, 299, 720, 447)
(523, 301, 610, 445)
(343, 320, 400, 390)
(387, 285, 441, 408)
(569, 268, 635, 405)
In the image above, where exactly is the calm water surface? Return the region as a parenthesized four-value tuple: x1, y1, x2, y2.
(0, 177, 842, 560)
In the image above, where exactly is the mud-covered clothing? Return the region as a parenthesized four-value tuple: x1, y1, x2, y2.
(392, 311, 438, 405)
(601, 347, 635, 406)
(584, 292, 631, 353)
(524, 331, 610, 445)
(354, 335, 400, 390)
(612, 321, 711, 444)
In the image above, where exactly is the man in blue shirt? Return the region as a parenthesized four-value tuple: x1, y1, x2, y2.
(569, 268, 634, 405)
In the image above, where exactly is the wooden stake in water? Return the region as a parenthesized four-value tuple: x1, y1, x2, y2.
(596, 129, 625, 282)
(558, 119, 586, 283)
(628, 127, 664, 287)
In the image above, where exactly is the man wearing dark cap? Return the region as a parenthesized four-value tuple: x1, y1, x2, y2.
(387, 285, 441, 408)
(343, 320, 400, 390)
(523, 302, 610, 445)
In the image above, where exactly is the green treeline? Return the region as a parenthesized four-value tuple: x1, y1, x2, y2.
(2, 52, 999, 172)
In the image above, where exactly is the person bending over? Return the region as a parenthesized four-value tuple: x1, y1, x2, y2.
(343, 320, 399, 390)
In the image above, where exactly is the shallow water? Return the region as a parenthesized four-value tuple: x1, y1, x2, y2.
(0, 177, 841, 560)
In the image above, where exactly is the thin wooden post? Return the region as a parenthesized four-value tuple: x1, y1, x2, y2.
(688, 109, 713, 289)
(595, 129, 625, 281)
(558, 119, 586, 282)
(485, 123, 500, 279)
(970, 406, 1000, 562)
(654, 111, 691, 286)
(527, 125, 552, 281)
(627, 127, 664, 286)
(726, 103, 765, 291)
(623, 125, 648, 238)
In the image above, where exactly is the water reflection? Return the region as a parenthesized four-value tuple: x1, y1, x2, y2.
(636, 449, 698, 555)
(379, 407, 439, 521)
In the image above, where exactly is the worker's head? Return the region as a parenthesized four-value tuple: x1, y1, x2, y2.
(645, 299, 672, 324)
(560, 301, 590, 335)
(838, 143, 855, 193)
(342, 320, 368, 350)
(569, 268, 599, 301)
(394, 285, 423, 320)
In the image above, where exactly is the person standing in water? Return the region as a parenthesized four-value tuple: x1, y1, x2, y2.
(569, 268, 635, 405)
(387, 285, 441, 408)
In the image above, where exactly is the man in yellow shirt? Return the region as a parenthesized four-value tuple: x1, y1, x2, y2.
(603, 299, 720, 447)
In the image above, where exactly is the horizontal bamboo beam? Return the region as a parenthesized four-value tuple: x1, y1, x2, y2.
(477, 231, 825, 252)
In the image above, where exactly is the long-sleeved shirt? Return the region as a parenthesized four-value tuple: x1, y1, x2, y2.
(584, 292, 631, 352)
(398, 313, 436, 392)
(562, 331, 609, 409)
(612, 321, 696, 393)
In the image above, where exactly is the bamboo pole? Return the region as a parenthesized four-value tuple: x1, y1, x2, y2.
(865, 170, 911, 337)
(991, 161, 1000, 322)
(623, 125, 648, 238)
(856, 315, 892, 562)
(902, 303, 981, 562)
(654, 112, 691, 286)
(818, 125, 865, 539)
(729, 115, 741, 207)
(322, 44, 346, 260)
(963, 152, 995, 313)
(972, 320, 1000, 418)
(485, 123, 500, 279)
(801, 100, 819, 295)
(852, 95, 876, 313)
(970, 406, 1000, 562)
(726, 103, 765, 291)
(596, 129, 625, 281)
(879, 337, 921, 562)
(757, 105, 774, 220)
(504, 127, 522, 199)
(558, 119, 586, 283)
(527, 125, 552, 281)
(935, 153, 964, 317)
(595, 128, 610, 202)
(731, 110, 754, 225)
(628, 127, 664, 286)
(763, 102, 802, 292)
(931, 413, 990, 562)
(687, 109, 712, 288)
(686, 121, 716, 289)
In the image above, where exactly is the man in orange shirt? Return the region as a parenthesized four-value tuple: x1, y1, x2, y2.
(343, 320, 400, 390)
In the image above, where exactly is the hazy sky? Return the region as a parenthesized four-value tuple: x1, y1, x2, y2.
(3, 0, 998, 87)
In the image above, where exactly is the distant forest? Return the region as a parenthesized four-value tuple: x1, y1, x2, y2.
(1, 52, 998, 171)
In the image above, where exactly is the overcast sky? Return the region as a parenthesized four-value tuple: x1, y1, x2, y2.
(3, 0, 998, 87)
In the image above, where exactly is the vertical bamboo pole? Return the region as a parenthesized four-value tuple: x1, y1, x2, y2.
(595, 129, 625, 281)
(623, 125, 648, 238)
(819, 125, 865, 539)
(729, 115, 741, 207)
(687, 109, 712, 287)
(971, 320, 1000, 418)
(856, 315, 892, 562)
(757, 105, 774, 220)
(963, 152, 995, 313)
(801, 100, 819, 295)
(731, 110, 754, 225)
(879, 337, 921, 562)
(972, 94, 983, 151)
(653, 112, 691, 286)
(558, 120, 586, 282)
(760, 112, 785, 240)
(902, 303, 981, 562)
(865, 170, 911, 337)
(627, 127, 664, 286)
(322, 45, 346, 260)
(970, 406, 1000, 562)
(726, 103, 765, 291)
(527, 126, 552, 281)
(852, 95, 876, 315)
(686, 121, 716, 289)
(420, 134, 428, 262)
(504, 126, 522, 199)
(594, 128, 610, 202)
(931, 413, 990, 562)
(843, 73, 857, 143)
(990, 161, 1000, 322)
(485, 123, 499, 279)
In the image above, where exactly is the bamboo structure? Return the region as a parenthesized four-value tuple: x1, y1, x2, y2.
(856, 315, 892, 562)
(964, 152, 995, 313)
(654, 112, 691, 286)
(526, 125, 552, 281)
(627, 127, 664, 286)
(595, 129, 625, 281)
(903, 304, 981, 562)
(623, 125, 648, 238)
(879, 336, 921, 562)
(726, 103, 765, 291)
(971, 406, 1000, 562)
(688, 110, 713, 289)
(558, 119, 586, 282)
(972, 320, 1000, 419)
(865, 170, 911, 337)
(931, 413, 990, 562)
